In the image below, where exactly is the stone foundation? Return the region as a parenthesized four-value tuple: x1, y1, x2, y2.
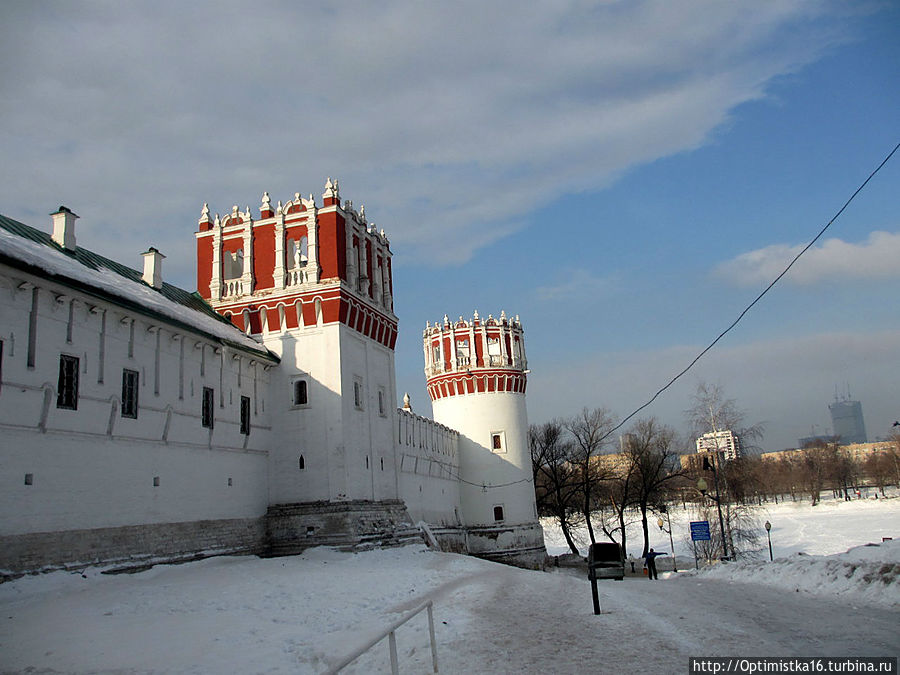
(1, 506, 549, 579)
(465, 522, 548, 570)
(0, 517, 266, 579)
(264, 499, 422, 556)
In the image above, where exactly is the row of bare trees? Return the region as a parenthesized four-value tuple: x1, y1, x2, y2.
(530, 408, 683, 559)
(706, 437, 900, 507)
(531, 383, 899, 561)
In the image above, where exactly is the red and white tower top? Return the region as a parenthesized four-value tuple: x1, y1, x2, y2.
(424, 310, 527, 401)
(195, 179, 397, 349)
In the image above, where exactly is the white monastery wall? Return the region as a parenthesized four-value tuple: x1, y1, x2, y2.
(0, 265, 273, 541)
(395, 408, 461, 527)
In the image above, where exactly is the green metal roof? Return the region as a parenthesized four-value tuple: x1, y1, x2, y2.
(0, 212, 278, 362)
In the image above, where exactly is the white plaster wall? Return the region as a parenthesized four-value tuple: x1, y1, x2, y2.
(395, 409, 461, 526)
(263, 323, 343, 504)
(1, 428, 268, 536)
(432, 390, 537, 527)
(261, 321, 398, 505)
(0, 266, 273, 535)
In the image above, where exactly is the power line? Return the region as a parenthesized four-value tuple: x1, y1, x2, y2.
(601, 140, 900, 442)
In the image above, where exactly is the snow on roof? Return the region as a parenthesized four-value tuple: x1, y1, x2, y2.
(0, 213, 275, 360)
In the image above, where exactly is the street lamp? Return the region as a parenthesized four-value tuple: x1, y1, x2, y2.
(764, 520, 773, 562)
(656, 505, 677, 573)
(697, 470, 730, 561)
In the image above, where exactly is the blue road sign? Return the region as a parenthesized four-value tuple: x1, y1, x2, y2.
(690, 521, 711, 541)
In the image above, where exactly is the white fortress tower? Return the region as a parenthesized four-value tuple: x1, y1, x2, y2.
(424, 311, 546, 568)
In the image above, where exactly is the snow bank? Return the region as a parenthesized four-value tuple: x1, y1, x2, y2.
(697, 539, 900, 608)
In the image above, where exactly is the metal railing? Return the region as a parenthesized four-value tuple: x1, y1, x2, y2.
(324, 600, 439, 674)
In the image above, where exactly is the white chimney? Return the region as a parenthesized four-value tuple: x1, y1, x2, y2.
(51, 206, 78, 250)
(142, 247, 166, 289)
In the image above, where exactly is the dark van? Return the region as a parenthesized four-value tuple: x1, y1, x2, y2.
(588, 542, 625, 581)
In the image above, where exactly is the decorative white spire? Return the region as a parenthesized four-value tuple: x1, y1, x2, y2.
(402, 392, 412, 411)
(261, 191, 271, 213)
(276, 200, 283, 216)
(323, 177, 337, 202)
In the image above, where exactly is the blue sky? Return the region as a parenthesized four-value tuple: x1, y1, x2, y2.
(1, 1, 897, 450)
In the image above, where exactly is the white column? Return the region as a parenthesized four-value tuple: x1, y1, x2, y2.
(273, 209, 285, 290)
(242, 214, 253, 295)
(210, 222, 222, 300)
(307, 208, 320, 284)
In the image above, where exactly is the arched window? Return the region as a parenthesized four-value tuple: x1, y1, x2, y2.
(293, 379, 308, 406)
(315, 298, 323, 327)
(287, 237, 309, 269)
(224, 249, 243, 280)
(298, 455, 305, 470)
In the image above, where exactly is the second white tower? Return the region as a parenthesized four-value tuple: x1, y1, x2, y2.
(424, 311, 546, 568)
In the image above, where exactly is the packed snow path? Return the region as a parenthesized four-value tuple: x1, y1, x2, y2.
(1, 543, 896, 674)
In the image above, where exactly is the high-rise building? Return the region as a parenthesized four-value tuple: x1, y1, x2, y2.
(829, 398, 867, 445)
(695, 429, 743, 461)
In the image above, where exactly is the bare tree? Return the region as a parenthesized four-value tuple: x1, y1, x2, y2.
(530, 421, 581, 555)
(564, 407, 617, 546)
(622, 417, 684, 557)
(685, 381, 764, 451)
(797, 441, 832, 505)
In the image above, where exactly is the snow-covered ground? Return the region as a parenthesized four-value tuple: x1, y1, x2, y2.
(542, 489, 900, 561)
(1, 495, 897, 674)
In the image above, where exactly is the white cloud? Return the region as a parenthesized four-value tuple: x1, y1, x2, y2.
(715, 231, 900, 287)
(0, 0, 851, 277)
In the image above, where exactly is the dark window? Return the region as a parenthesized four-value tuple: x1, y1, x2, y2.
(298, 455, 305, 470)
(202, 387, 214, 428)
(492, 434, 503, 450)
(378, 389, 385, 415)
(121, 369, 139, 418)
(240, 395, 250, 435)
(57, 354, 79, 409)
(293, 379, 308, 405)
(493, 505, 505, 522)
(354, 380, 362, 408)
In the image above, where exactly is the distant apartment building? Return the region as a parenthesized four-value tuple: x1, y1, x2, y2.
(695, 430, 743, 461)
(828, 398, 867, 445)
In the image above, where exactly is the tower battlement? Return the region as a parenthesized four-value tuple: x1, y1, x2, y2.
(195, 179, 396, 349)
(423, 310, 527, 401)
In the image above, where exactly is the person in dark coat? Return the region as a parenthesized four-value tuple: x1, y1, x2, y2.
(644, 548, 667, 580)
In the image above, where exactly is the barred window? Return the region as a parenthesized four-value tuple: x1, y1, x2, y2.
(121, 369, 139, 418)
(493, 505, 505, 522)
(57, 354, 79, 410)
(202, 386, 214, 429)
(240, 395, 250, 435)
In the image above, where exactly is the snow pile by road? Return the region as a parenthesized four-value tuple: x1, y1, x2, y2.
(695, 539, 900, 608)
